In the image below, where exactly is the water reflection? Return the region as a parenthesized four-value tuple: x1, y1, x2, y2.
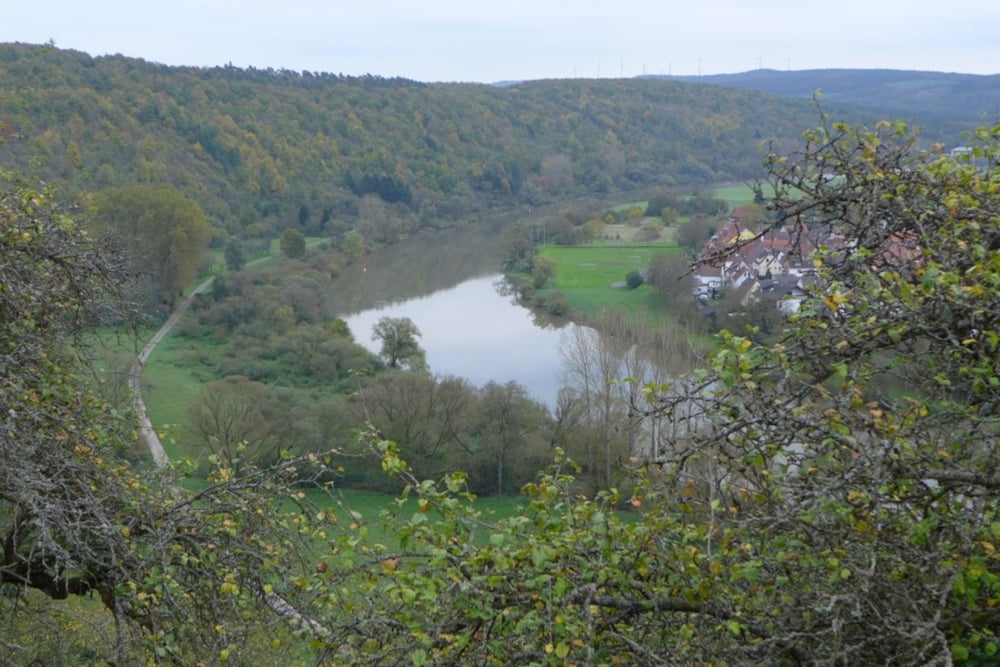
(343, 275, 576, 407)
(324, 223, 507, 316)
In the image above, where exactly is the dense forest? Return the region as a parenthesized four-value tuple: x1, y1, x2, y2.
(0, 43, 979, 244)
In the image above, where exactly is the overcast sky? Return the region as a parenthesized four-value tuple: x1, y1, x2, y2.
(3, 1, 998, 82)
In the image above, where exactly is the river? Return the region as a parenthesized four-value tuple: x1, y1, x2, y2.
(325, 223, 577, 407)
(343, 274, 575, 407)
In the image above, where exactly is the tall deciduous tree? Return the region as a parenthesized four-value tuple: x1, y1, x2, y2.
(372, 315, 426, 371)
(356, 372, 475, 481)
(91, 184, 210, 306)
(531, 254, 556, 288)
(473, 381, 549, 495)
(224, 239, 246, 271)
(540, 153, 574, 194)
(280, 227, 306, 259)
(186, 375, 289, 473)
(674, 216, 716, 255)
(647, 252, 695, 306)
(559, 317, 637, 488)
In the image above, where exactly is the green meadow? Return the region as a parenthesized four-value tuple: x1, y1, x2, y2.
(712, 182, 757, 206)
(141, 334, 224, 460)
(537, 243, 683, 322)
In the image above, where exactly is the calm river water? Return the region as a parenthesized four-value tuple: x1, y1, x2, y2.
(343, 274, 576, 407)
(327, 223, 577, 407)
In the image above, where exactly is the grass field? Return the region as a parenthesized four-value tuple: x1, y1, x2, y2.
(140, 325, 228, 459)
(712, 182, 757, 206)
(711, 181, 782, 207)
(603, 181, 761, 215)
(542, 244, 681, 287)
(337, 487, 528, 524)
(537, 244, 684, 322)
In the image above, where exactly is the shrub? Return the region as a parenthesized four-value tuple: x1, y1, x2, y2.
(543, 291, 570, 316)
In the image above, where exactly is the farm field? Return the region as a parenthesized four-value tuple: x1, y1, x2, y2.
(541, 244, 679, 288)
(536, 244, 684, 322)
(712, 182, 758, 205)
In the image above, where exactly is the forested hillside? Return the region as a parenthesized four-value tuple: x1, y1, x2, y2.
(0, 43, 973, 241)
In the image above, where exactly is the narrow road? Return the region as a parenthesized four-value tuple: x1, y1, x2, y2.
(129, 276, 215, 467)
(129, 247, 291, 465)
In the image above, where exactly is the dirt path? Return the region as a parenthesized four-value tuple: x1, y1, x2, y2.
(129, 276, 215, 467)
(129, 247, 295, 465)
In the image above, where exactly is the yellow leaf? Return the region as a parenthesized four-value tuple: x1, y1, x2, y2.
(823, 291, 846, 310)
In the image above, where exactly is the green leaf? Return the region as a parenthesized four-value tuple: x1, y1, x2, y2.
(531, 545, 554, 568)
(951, 643, 970, 662)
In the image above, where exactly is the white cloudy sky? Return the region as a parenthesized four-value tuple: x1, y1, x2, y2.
(3, 1, 997, 82)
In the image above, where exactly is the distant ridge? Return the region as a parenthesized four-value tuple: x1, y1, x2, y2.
(0, 43, 987, 237)
(645, 69, 1000, 121)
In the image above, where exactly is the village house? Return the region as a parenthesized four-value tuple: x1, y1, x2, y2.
(693, 213, 819, 311)
(693, 209, 922, 317)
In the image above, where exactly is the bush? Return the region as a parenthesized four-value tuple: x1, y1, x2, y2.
(539, 290, 570, 316)
(625, 270, 644, 289)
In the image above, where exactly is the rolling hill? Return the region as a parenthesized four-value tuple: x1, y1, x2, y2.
(653, 68, 1000, 122)
(0, 43, 987, 240)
